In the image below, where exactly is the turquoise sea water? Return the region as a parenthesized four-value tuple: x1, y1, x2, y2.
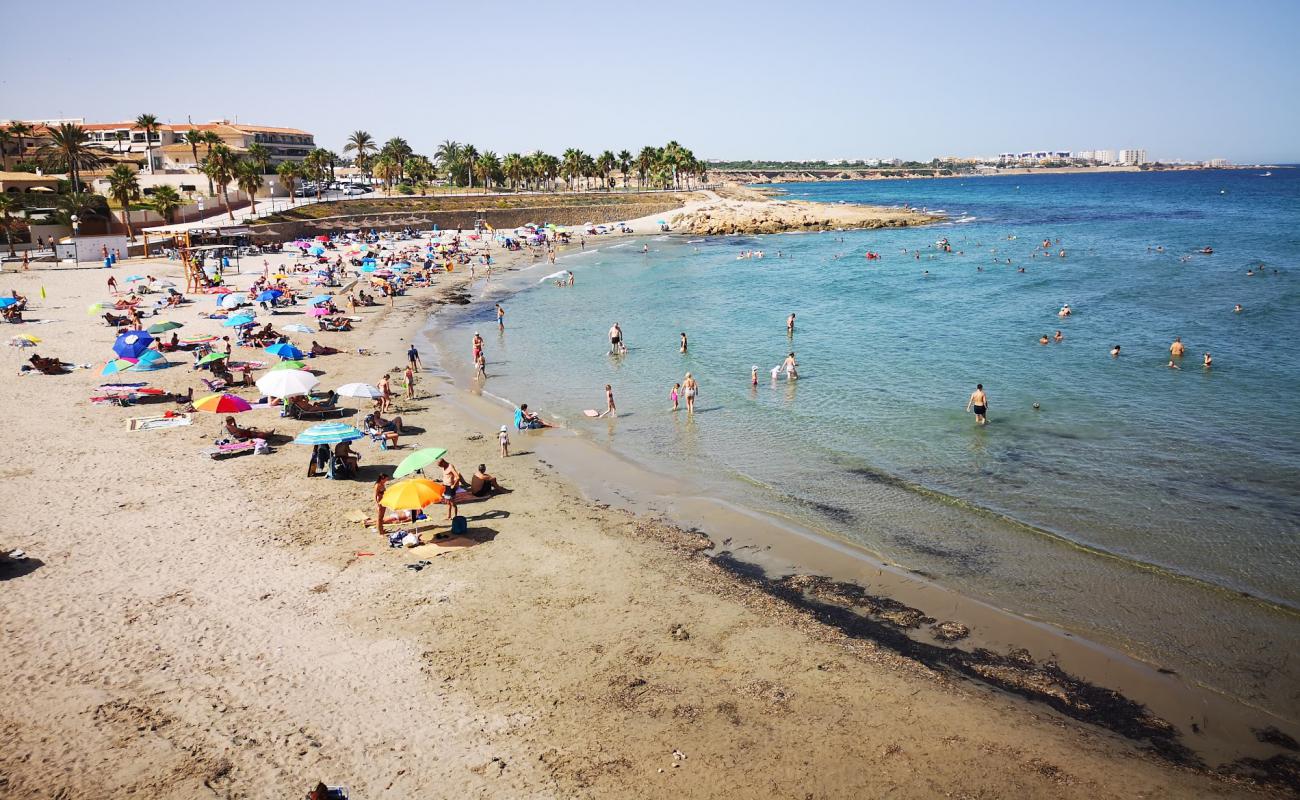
(436, 169, 1300, 713)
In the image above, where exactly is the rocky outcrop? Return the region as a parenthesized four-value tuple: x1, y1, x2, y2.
(668, 199, 940, 236)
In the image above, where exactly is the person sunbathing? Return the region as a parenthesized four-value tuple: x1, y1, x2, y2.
(224, 416, 273, 441)
(362, 413, 401, 448)
(102, 312, 130, 327)
(310, 340, 340, 356)
(334, 441, 360, 474)
(113, 297, 140, 310)
(318, 317, 352, 332)
(470, 465, 506, 497)
(289, 394, 335, 415)
(27, 354, 68, 374)
(367, 411, 403, 434)
(2, 306, 23, 323)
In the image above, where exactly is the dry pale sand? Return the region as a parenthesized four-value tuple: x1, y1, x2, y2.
(0, 235, 1284, 799)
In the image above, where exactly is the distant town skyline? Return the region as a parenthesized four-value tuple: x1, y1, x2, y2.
(2, 0, 1296, 164)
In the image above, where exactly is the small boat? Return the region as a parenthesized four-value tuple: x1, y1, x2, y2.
(1260, 171, 1272, 177)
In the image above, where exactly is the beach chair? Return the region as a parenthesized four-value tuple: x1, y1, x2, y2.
(201, 377, 227, 392)
(202, 441, 256, 459)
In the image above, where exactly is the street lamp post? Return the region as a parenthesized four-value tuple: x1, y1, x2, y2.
(196, 197, 205, 224)
(70, 214, 80, 266)
(268, 180, 276, 214)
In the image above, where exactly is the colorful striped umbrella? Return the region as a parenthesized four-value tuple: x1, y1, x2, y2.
(101, 358, 138, 376)
(293, 422, 364, 446)
(193, 393, 253, 413)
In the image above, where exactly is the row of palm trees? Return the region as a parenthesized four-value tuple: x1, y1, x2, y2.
(340, 131, 709, 194)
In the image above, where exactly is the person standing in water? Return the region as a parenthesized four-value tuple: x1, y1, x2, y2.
(787, 313, 796, 336)
(751, 365, 759, 386)
(1203, 352, 1213, 369)
(601, 384, 617, 417)
(495, 303, 505, 331)
(670, 382, 680, 411)
(682, 373, 699, 413)
(680, 332, 688, 353)
(966, 384, 989, 426)
(782, 352, 798, 380)
(1170, 337, 1186, 358)
(609, 322, 624, 354)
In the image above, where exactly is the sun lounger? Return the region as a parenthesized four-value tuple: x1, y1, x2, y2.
(288, 404, 344, 421)
(128, 413, 192, 431)
(201, 377, 227, 392)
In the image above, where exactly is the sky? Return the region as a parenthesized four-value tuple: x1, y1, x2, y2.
(2, 0, 1298, 163)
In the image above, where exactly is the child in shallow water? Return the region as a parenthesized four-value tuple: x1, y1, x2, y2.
(670, 383, 680, 411)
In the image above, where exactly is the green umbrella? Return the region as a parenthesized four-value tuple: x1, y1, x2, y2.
(147, 321, 184, 334)
(393, 447, 449, 478)
(196, 351, 229, 365)
(270, 360, 308, 371)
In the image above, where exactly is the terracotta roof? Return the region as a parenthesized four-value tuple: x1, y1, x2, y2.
(0, 171, 59, 181)
(226, 124, 311, 135)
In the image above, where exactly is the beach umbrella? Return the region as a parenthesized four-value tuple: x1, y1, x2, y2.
(270, 359, 308, 371)
(309, 294, 334, 304)
(223, 315, 255, 328)
(101, 358, 138, 376)
(393, 447, 449, 478)
(309, 246, 325, 256)
(255, 368, 318, 398)
(293, 422, 364, 446)
(380, 478, 446, 511)
(309, 307, 330, 317)
(86, 303, 107, 314)
(256, 290, 282, 302)
(147, 321, 183, 334)
(281, 324, 314, 334)
(315, 235, 330, 242)
(336, 382, 382, 400)
(219, 293, 249, 309)
(196, 351, 229, 366)
(193, 393, 252, 414)
(112, 330, 154, 359)
(266, 342, 304, 360)
(0, 297, 17, 309)
(133, 353, 169, 371)
(360, 264, 377, 273)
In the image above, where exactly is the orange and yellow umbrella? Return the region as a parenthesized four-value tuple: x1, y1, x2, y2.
(380, 479, 446, 510)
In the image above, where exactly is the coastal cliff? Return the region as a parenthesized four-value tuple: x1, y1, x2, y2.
(667, 187, 940, 235)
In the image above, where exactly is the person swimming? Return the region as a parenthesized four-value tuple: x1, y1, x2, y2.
(1053, 330, 1063, 342)
(1111, 344, 1122, 357)
(1234, 304, 1244, 313)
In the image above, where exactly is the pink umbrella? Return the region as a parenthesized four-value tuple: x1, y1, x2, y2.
(309, 307, 329, 317)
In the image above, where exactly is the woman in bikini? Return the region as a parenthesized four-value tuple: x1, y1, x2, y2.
(682, 373, 699, 414)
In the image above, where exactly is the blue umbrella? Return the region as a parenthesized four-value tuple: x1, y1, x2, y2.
(0, 297, 16, 308)
(112, 330, 154, 359)
(360, 264, 377, 273)
(309, 294, 334, 304)
(256, 290, 283, 302)
(137, 349, 167, 365)
(223, 314, 256, 328)
(293, 422, 364, 446)
(266, 342, 304, 360)
(309, 246, 325, 256)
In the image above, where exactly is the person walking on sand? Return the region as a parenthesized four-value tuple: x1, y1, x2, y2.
(683, 373, 699, 413)
(407, 343, 422, 371)
(495, 303, 505, 331)
(787, 313, 796, 336)
(374, 473, 391, 537)
(474, 352, 487, 378)
(680, 332, 688, 353)
(966, 384, 989, 426)
(601, 384, 617, 418)
(498, 425, 510, 458)
(107, 275, 119, 295)
(378, 373, 393, 413)
(404, 364, 417, 400)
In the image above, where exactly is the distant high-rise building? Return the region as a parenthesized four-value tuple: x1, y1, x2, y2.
(1092, 149, 1116, 164)
(1118, 149, 1148, 165)
(1073, 150, 1094, 161)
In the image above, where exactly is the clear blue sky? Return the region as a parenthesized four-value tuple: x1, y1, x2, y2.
(3, 0, 1297, 163)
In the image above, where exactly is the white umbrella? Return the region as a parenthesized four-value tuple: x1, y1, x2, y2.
(336, 382, 382, 399)
(282, 324, 314, 334)
(255, 369, 319, 398)
(219, 293, 250, 309)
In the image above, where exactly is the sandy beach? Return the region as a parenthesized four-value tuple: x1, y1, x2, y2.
(0, 229, 1292, 798)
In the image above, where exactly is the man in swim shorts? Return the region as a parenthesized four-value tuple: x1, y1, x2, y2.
(966, 384, 988, 426)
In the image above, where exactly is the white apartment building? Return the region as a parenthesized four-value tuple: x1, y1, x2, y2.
(1092, 149, 1116, 164)
(1118, 149, 1148, 165)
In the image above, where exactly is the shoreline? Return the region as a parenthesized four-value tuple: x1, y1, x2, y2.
(1, 225, 1296, 796)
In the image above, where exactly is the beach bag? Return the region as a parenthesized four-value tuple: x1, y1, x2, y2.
(450, 515, 468, 536)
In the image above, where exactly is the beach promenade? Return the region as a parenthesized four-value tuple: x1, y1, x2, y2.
(0, 232, 1286, 798)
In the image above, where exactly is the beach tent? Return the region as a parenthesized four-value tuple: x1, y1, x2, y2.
(112, 331, 154, 359)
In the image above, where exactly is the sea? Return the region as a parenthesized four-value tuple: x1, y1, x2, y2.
(433, 168, 1300, 719)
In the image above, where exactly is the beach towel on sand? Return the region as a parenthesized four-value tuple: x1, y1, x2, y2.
(128, 413, 192, 431)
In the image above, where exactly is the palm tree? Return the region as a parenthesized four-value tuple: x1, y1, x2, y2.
(0, 194, 23, 256)
(475, 152, 500, 192)
(245, 143, 271, 175)
(344, 130, 377, 177)
(636, 146, 657, 190)
(502, 153, 524, 191)
(381, 138, 412, 181)
(148, 185, 182, 224)
(184, 128, 203, 172)
(203, 144, 238, 220)
(597, 150, 616, 191)
(40, 123, 109, 191)
(135, 114, 159, 174)
(459, 145, 479, 189)
(435, 140, 462, 173)
(617, 149, 632, 189)
(235, 160, 264, 215)
(106, 164, 141, 240)
(53, 192, 109, 228)
(8, 121, 34, 169)
(373, 155, 399, 194)
(406, 155, 435, 185)
(561, 149, 581, 192)
(276, 161, 301, 206)
(0, 129, 11, 171)
(541, 153, 560, 192)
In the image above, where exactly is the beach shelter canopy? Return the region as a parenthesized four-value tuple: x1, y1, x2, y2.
(266, 342, 305, 360)
(293, 422, 364, 446)
(255, 369, 318, 398)
(393, 447, 450, 478)
(0, 297, 17, 309)
(101, 358, 138, 376)
(223, 315, 256, 328)
(146, 321, 183, 334)
(112, 331, 154, 359)
(193, 393, 252, 413)
(380, 478, 446, 510)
